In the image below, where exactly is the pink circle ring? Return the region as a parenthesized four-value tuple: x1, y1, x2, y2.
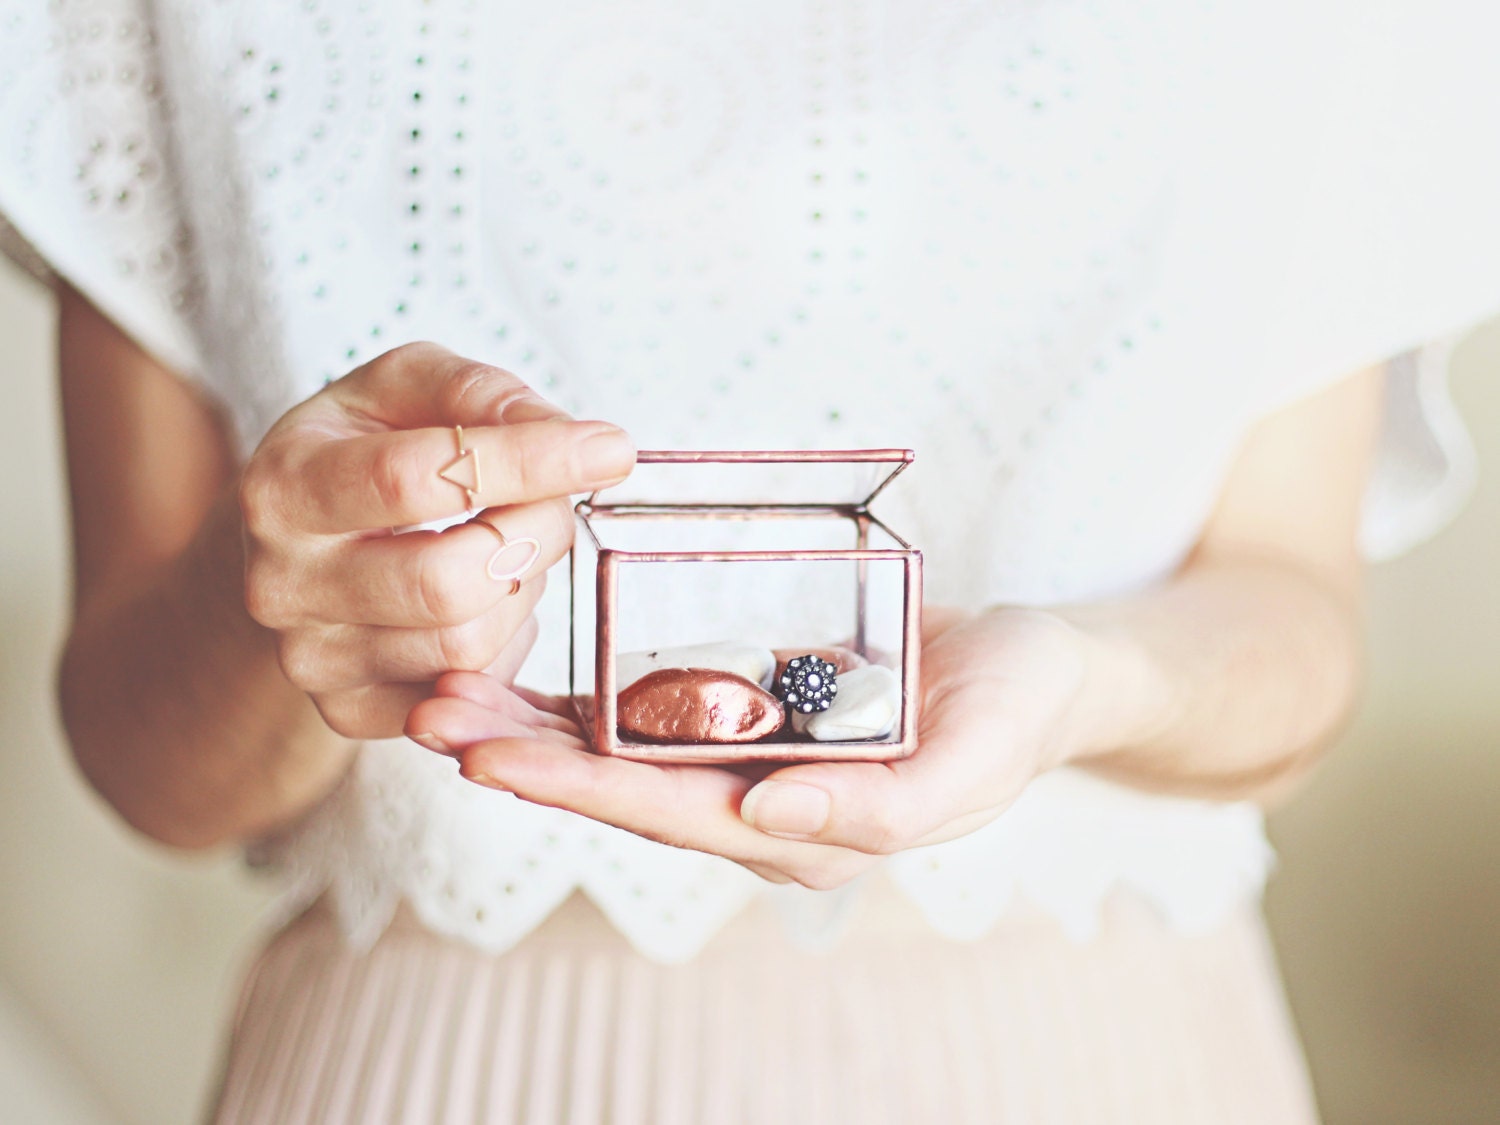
(468, 516, 542, 596)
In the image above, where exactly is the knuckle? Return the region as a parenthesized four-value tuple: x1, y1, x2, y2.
(862, 807, 911, 856)
(543, 497, 576, 551)
(370, 340, 447, 382)
(237, 461, 281, 538)
(435, 618, 498, 672)
(315, 687, 406, 741)
(277, 632, 329, 691)
(488, 382, 548, 424)
(439, 360, 515, 419)
(412, 549, 471, 626)
(790, 858, 865, 892)
(242, 556, 291, 627)
(793, 871, 841, 892)
(422, 347, 561, 427)
(369, 443, 425, 516)
(744, 865, 794, 885)
(389, 340, 445, 364)
(312, 693, 365, 739)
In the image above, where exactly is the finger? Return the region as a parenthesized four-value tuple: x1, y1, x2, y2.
(341, 343, 569, 428)
(278, 578, 545, 692)
(298, 500, 571, 627)
(741, 863, 795, 885)
(288, 418, 633, 533)
(737, 695, 1014, 854)
(434, 671, 581, 734)
(457, 738, 882, 889)
(417, 676, 576, 739)
(454, 735, 859, 874)
(312, 681, 434, 741)
(483, 614, 539, 686)
(405, 695, 586, 757)
(509, 685, 584, 724)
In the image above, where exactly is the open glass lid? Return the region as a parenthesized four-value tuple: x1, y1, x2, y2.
(584, 449, 914, 511)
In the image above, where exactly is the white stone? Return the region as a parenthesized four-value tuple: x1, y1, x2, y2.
(793, 665, 901, 742)
(615, 641, 777, 692)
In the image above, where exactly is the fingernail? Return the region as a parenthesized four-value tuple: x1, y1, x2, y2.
(410, 732, 453, 756)
(740, 782, 830, 836)
(464, 770, 509, 792)
(577, 424, 636, 488)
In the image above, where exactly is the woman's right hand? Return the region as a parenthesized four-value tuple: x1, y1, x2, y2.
(238, 342, 634, 741)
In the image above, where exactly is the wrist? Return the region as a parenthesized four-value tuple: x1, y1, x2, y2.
(1053, 611, 1178, 767)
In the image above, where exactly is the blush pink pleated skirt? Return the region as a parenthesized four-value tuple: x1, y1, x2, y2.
(208, 876, 1320, 1124)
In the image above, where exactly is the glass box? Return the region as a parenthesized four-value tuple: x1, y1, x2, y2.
(569, 450, 922, 763)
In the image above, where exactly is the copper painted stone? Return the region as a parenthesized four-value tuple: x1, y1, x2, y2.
(773, 646, 868, 683)
(617, 668, 785, 744)
(617, 642, 776, 692)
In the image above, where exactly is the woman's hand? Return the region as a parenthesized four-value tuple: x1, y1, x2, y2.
(400, 363, 1380, 882)
(405, 606, 1128, 888)
(239, 342, 636, 741)
(56, 289, 640, 845)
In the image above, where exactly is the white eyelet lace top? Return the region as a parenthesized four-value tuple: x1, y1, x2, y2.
(3, 0, 1498, 963)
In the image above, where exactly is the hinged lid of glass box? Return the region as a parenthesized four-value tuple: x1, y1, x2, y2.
(584, 448, 913, 512)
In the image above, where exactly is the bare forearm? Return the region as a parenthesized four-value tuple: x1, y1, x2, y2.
(1058, 551, 1363, 801)
(59, 486, 353, 848)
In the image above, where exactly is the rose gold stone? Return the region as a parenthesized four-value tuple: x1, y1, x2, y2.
(617, 668, 785, 744)
(772, 646, 868, 683)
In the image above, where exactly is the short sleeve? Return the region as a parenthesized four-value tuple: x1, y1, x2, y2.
(0, 209, 49, 284)
(0, 0, 204, 381)
(1141, 0, 1499, 561)
(1245, 336, 1481, 564)
(1360, 341, 1478, 562)
(1147, 1, 1500, 394)
(1256, 0, 1497, 562)
(1255, 1, 1500, 401)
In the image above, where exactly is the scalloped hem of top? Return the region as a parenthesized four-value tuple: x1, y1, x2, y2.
(254, 849, 1276, 968)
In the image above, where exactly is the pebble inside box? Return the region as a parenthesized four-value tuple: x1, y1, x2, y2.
(569, 450, 923, 764)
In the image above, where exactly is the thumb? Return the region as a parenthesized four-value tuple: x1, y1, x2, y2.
(340, 341, 569, 428)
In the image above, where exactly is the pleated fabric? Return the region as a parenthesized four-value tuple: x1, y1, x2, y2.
(209, 877, 1319, 1125)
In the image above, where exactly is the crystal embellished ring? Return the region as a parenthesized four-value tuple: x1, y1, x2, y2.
(775, 655, 839, 714)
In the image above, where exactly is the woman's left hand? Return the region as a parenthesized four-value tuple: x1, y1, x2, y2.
(405, 606, 1113, 888)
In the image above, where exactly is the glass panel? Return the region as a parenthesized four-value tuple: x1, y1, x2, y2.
(606, 555, 909, 749)
(589, 449, 911, 509)
(570, 519, 911, 752)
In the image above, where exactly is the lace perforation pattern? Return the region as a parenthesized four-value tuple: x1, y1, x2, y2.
(4, 0, 1497, 963)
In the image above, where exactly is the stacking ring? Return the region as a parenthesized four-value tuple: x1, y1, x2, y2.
(438, 424, 482, 511)
(469, 516, 542, 596)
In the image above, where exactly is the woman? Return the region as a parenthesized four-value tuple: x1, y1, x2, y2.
(3, 0, 1497, 1121)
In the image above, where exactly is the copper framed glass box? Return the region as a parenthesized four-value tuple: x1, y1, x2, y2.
(569, 450, 922, 764)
